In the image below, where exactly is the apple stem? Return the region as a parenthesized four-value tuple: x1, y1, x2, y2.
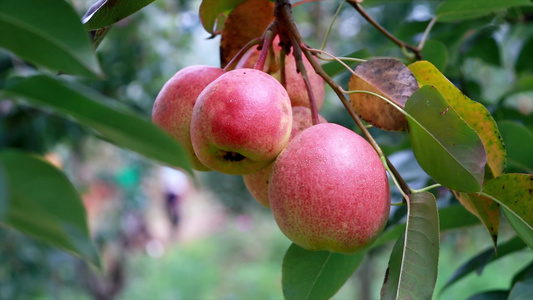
(254, 30, 275, 71)
(274, 0, 412, 200)
(279, 50, 287, 88)
(224, 37, 262, 72)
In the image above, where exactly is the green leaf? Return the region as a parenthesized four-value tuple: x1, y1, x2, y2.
(436, 0, 533, 23)
(515, 37, 533, 74)
(405, 85, 486, 192)
(381, 192, 440, 300)
(322, 49, 372, 78)
(282, 244, 364, 300)
(454, 192, 500, 249)
(0, 149, 101, 268)
(421, 39, 449, 72)
(83, 0, 155, 31)
(503, 207, 533, 250)
(441, 236, 526, 292)
(373, 204, 480, 252)
(497, 121, 533, 173)
(0, 0, 102, 78)
(199, 0, 246, 35)
(509, 278, 533, 299)
(465, 35, 501, 67)
(483, 174, 533, 236)
(2, 75, 192, 174)
(409, 61, 506, 178)
(467, 290, 509, 300)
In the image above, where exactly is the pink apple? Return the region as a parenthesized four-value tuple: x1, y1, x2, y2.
(269, 123, 390, 253)
(152, 65, 225, 171)
(243, 106, 327, 207)
(190, 68, 292, 175)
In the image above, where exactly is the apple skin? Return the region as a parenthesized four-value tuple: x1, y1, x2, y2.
(236, 40, 325, 110)
(269, 123, 390, 254)
(190, 68, 292, 175)
(273, 53, 325, 111)
(152, 65, 225, 171)
(243, 106, 327, 207)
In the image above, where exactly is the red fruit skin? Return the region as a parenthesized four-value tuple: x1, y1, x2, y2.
(190, 68, 292, 175)
(243, 106, 327, 207)
(236, 39, 325, 110)
(269, 123, 390, 254)
(152, 65, 224, 171)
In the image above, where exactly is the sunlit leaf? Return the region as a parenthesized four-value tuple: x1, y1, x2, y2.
(83, 0, 155, 30)
(2, 75, 192, 174)
(0, 149, 101, 268)
(199, 0, 246, 35)
(509, 278, 533, 300)
(220, 0, 274, 67)
(0, 0, 102, 78)
(454, 192, 500, 249)
(420, 39, 449, 71)
(497, 121, 533, 173)
(405, 85, 486, 192)
(282, 243, 364, 300)
(409, 61, 506, 178)
(321, 49, 371, 78)
(381, 192, 439, 300)
(441, 236, 526, 292)
(349, 58, 419, 131)
(436, 0, 533, 22)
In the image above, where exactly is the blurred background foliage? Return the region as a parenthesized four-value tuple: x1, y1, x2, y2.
(1, 0, 533, 299)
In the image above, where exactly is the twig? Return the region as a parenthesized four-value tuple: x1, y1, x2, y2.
(346, 0, 422, 60)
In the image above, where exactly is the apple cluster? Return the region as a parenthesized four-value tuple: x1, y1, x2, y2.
(152, 47, 390, 254)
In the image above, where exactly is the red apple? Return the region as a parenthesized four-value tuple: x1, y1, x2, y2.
(243, 106, 327, 207)
(190, 68, 292, 175)
(269, 123, 390, 253)
(152, 65, 225, 171)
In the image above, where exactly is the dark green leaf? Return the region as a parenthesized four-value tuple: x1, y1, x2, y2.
(199, 0, 246, 34)
(322, 49, 372, 78)
(0, 149, 100, 268)
(497, 121, 533, 173)
(509, 278, 533, 300)
(405, 85, 487, 192)
(467, 290, 509, 300)
(421, 39, 449, 71)
(516, 37, 533, 74)
(512, 261, 533, 286)
(465, 35, 501, 67)
(83, 0, 155, 30)
(282, 243, 364, 300)
(0, 0, 102, 78)
(381, 192, 440, 300)
(441, 236, 526, 292)
(2, 75, 192, 174)
(436, 0, 533, 22)
(503, 207, 533, 250)
(372, 204, 479, 250)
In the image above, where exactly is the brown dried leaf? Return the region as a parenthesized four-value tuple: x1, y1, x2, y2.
(349, 58, 418, 131)
(220, 0, 274, 67)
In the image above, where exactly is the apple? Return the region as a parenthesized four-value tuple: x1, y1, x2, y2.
(273, 53, 325, 111)
(152, 65, 225, 171)
(190, 68, 292, 175)
(236, 38, 325, 110)
(243, 106, 327, 207)
(269, 123, 390, 254)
